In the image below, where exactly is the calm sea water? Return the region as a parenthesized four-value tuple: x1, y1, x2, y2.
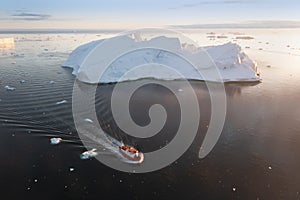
(0, 29, 300, 199)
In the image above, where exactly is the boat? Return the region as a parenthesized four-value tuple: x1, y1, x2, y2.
(100, 123, 144, 164)
(119, 144, 144, 164)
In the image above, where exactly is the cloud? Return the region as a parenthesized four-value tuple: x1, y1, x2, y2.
(169, 0, 254, 9)
(11, 12, 51, 21)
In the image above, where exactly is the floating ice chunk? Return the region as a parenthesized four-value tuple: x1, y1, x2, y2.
(177, 89, 183, 92)
(69, 167, 75, 172)
(20, 80, 26, 83)
(4, 85, 16, 91)
(49, 80, 55, 84)
(84, 118, 93, 123)
(55, 100, 67, 105)
(268, 166, 272, 170)
(232, 187, 236, 192)
(50, 137, 62, 145)
(80, 148, 98, 160)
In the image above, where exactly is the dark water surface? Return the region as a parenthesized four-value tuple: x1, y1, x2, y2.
(1, 32, 300, 200)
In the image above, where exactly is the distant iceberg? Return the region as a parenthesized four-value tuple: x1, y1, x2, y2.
(0, 37, 14, 48)
(62, 35, 260, 83)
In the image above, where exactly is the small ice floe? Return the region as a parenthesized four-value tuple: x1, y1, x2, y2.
(4, 85, 16, 91)
(177, 89, 183, 92)
(55, 100, 67, 105)
(69, 167, 75, 172)
(80, 148, 98, 160)
(84, 118, 93, 123)
(268, 166, 272, 170)
(232, 187, 236, 192)
(50, 137, 62, 145)
(49, 80, 55, 84)
(20, 80, 26, 84)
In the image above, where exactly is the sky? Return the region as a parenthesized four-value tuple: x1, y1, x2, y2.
(0, 0, 300, 30)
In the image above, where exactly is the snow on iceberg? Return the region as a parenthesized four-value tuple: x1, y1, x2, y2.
(62, 35, 260, 83)
(62, 40, 103, 76)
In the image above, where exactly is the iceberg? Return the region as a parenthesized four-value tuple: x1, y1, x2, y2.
(62, 35, 260, 83)
(0, 38, 14, 48)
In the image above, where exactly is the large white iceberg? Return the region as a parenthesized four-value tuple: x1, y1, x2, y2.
(62, 35, 260, 83)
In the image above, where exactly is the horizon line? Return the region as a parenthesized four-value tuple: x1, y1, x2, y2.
(1, 20, 300, 33)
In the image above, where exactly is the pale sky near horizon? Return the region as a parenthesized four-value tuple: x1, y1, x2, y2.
(0, 0, 300, 29)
